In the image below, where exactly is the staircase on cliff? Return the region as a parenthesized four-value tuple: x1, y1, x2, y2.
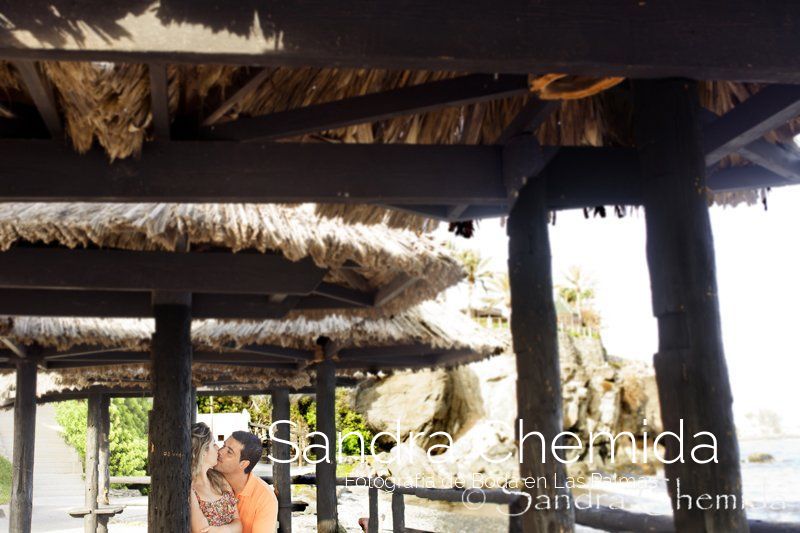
(0, 403, 85, 503)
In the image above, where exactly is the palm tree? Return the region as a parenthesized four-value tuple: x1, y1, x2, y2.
(454, 248, 496, 316)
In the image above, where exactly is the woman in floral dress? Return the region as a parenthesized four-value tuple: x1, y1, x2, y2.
(190, 422, 242, 533)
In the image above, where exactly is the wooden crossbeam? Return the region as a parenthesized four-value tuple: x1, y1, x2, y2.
(0, 140, 505, 204)
(235, 345, 315, 361)
(495, 99, 559, 144)
(736, 140, 800, 182)
(312, 282, 374, 308)
(0, 337, 26, 358)
(148, 63, 171, 139)
(3, 2, 800, 82)
(204, 74, 529, 141)
(374, 273, 418, 307)
(338, 344, 434, 359)
(0, 289, 356, 319)
(202, 68, 271, 126)
(11, 61, 61, 138)
(0, 247, 325, 294)
(704, 85, 800, 165)
(0, 139, 794, 214)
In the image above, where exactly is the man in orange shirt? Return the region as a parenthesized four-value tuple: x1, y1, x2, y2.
(216, 431, 278, 533)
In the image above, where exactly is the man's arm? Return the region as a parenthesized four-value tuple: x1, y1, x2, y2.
(250, 488, 279, 533)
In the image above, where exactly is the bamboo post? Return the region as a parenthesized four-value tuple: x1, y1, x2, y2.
(271, 387, 292, 533)
(315, 359, 338, 533)
(368, 486, 379, 533)
(391, 492, 405, 532)
(10, 357, 37, 533)
(85, 393, 101, 533)
(506, 135, 574, 532)
(97, 394, 111, 533)
(633, 78, 748, 532)
(148, 295, 193, 532)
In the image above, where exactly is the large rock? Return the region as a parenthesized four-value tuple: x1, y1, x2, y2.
(354, 332, 661, 484)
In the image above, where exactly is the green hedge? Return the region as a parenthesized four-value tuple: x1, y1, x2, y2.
(0, 455, 11, 504)
(55, 398, 151, 477)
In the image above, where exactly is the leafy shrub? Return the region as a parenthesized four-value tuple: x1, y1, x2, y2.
(0, 455, 11, 504)
(55, 398, 152, 477)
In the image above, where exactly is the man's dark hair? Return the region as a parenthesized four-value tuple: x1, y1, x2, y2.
(231, 431, 263, 474)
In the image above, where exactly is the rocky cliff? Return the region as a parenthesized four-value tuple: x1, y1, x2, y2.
(352, 332, 661, 484)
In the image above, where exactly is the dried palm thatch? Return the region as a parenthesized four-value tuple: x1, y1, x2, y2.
(0, 203, 463, 315)
(0, 301, 504, 357)
(0, 302, 505, 403)
(5, 63, 792, 218)
(0, 61, 20, 92)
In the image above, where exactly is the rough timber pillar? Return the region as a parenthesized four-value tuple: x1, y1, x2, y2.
(10, 357, 37, 533)
(148, 294, 193, 533)
(271, 387, 292, 533)
(633, 79, 747, 532)
(506, 139, 574, 532)
(315, 359, 338, 533)
(97, 394, 111, 533)
(85, 393, 101, 533)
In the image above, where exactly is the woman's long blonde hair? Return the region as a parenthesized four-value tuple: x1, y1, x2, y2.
(191, 422, 228, 494)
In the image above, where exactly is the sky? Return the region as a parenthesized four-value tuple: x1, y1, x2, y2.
(438, 185, 800, 433)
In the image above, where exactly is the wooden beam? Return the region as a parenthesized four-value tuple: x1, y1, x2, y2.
(237, 345, 315, 362)
(736, 140, 800, 182)
(313, 282, 374, 308)
(704, 85, 800, 165)
(0, 289, 366, 318)
(3, 2, 800, 82)
(495, 99, 559, 144)
(374, 273, 417, 307)
(1, 337, 26, 358)
(204, 74, 529, 141)
(148, 63, 170, 139)
(271, 388, 292, 533)
(633, 78, 747, 531)
(315, 359, 338, 533)
(338, 344, 436, 359)
(202, 68, 271, 127)
(9, 358, 37, 533)
(0, 248, 326, 294)
(148, 303, 192, 531)
(11, 61, 61, 138)
(0, 140, 506, 205)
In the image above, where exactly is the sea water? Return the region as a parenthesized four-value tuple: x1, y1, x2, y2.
(581, 436, 800, 523)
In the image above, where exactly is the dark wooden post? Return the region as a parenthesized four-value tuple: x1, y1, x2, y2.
(9, 357, 37, 533)
(633, 78, 748, 532)
(148, 295, 193, 533)
(506, 136, 574, 532)
(97, 394, 111, 533)
(391, 492, 405, 532)
(85, 393, 101, 533)
(271, 387, 292, 533)
(315, 359, 338, 533)
(190, 386, 197, 424)
(368, 486, 378, 533)
(98, 395, 111, 505)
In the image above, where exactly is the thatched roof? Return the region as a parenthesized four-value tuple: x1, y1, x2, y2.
(0, 302, 506, 403)
(0, 202, 463, 316)
(0, 63, 786, 216)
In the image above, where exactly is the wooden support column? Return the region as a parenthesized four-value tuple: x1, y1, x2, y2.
(190, 387, 197, 425)
(10, 357, 37, 533)
(271, 387, 292, 533)
(97, 394, 111, 533)
(633, 79, 748, 532)
(391, 493, 405, 532)
(506, 136, 574, 532)
(368, 487, 379, 533)
(85, 393, 101, 533)
(315, 359, 338, 533)
(148, 296, 193, 533)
